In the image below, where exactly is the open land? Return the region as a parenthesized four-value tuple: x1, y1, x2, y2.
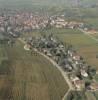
(0, 41, 68, 100)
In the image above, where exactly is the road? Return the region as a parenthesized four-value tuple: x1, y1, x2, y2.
(79, 28, 98, 42)
(18, 38, 74, 100)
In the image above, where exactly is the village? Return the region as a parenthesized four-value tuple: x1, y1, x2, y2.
(0, 10, 98, 100)
(0, 11, 98, 39)
(0, 11, 98, 91)
(22, 32, 98, 92)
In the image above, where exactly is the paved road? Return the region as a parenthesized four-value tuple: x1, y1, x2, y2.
(18, 38, 74, 100)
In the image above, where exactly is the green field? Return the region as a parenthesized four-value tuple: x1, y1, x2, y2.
(0, 41, 68, 100)
(56, 33, 97, 46)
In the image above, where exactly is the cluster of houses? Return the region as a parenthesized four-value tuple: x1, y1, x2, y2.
(50, 16, 84, 29)
(50, 16, 98, 34)
(24, 34, 98, 91)
(83, 28, 98, 35)
(0, 9, 97, 40)
(0, 12, 49, 38)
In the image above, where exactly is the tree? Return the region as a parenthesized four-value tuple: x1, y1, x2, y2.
(87, 66, 96, 79)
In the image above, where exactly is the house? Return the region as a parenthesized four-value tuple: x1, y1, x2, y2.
(71, 76, 85, 90)
(72, 54, 80, 61)
(72, 63, 77, 70)
(43, 49, 47, 54)
(59, 44, 64, 49)
(80, 69, 88, 78)
(52, 56, 59, 63)
(68, 50, 74, 57)
(79, 22, 84, 28)
(24, 44, 31, 51)
(71, 76, 80, 82)
(65, 64, 73, 71)
(47, 51, 52, 57)
(50, 17, 68, 28)
(74, 80, 85, 90)
(42, 49, 52, 57)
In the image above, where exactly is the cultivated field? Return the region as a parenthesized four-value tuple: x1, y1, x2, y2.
(78, 45, 98, 69)
(0, 41, 68, 100)
(56, 33, 97, 46)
